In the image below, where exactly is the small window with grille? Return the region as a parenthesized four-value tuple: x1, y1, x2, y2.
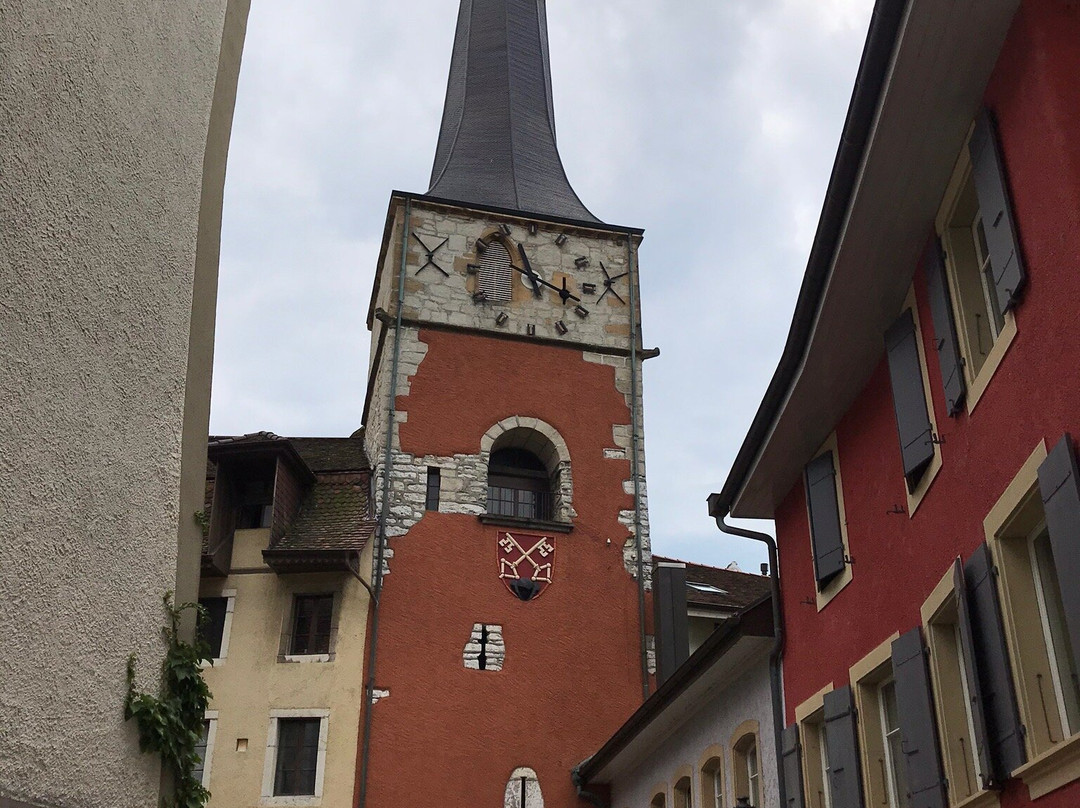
(476, 239, 513, 302)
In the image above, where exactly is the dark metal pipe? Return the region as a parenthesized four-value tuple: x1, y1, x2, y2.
(357, 196, 412, 808)
(627, 234, 650, 701)
(571, 763, 607, 808)
(714, 511, 786, 808)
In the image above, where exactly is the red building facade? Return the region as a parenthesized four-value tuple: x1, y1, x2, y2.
(355, 2, 654, 805)
(714, 2, 1080, 808)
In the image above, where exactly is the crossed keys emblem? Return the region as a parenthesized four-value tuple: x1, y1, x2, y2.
(497, 531, 555, 602)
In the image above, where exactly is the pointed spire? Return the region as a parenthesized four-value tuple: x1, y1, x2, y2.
(426, 0, 600, 223)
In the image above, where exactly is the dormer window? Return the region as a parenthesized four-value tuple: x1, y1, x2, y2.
(487, 447, 552, 521)
(236, 476, 274, 529)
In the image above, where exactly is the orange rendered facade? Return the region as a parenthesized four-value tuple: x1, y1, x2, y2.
(358, 197, 654, 807)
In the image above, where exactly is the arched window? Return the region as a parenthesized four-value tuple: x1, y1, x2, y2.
(700, 756, 724, 808)
(650, 791, 667, 808)
(503, 767, 543, 808)
(481, 419, 573, 522)
(732, 731, 761, 808)
(488, 447, 551, 520)
(673, 775, 692, 808)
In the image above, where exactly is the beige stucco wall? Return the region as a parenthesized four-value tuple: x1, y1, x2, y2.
(200, 531, 373, 808)
(0, 1, 248, 805)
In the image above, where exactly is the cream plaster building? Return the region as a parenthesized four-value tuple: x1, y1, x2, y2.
(1, 1, 249, 806)
(197, 433, 375, 807)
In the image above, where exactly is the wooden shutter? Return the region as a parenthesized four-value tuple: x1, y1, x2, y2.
(923, 236, 966, 416)
(653, 563, 689, 684)
(969, 109, 1026, 314)
(885, 309, 935, 492)
(805, 452, 846, 587)
(953, 558, 996, 790)
(892, 628, 948, 808)
(964, 544, 1026, 779)
(1038, 434, 1080, 674)
(782, 724, 806, 808)
(824, 686, 864, 808)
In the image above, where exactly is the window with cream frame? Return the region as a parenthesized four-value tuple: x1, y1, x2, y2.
(935, 133, 1017, 411)
(921, 569, 998, 808)
(699, 752, 725, 808)
(731, 721, 762, 807)
(673, 773, 692, 808)
(795, 686, 834, 808)
(983, 441, 1080, 795)
(849, 634, 902, 808)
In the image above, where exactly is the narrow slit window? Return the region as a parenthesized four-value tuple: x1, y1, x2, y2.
(425, 467, 441, 512)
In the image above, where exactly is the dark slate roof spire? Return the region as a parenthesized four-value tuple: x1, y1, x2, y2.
(426, 0, 600, 223)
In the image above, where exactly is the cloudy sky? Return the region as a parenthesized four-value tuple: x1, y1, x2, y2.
(211, 0, 875, 572)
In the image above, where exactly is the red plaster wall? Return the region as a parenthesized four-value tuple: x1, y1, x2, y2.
(363, 329, 649, 807)
(776, 3, 1080, 806)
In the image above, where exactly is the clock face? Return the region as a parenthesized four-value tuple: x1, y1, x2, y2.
(454, 222, 629, 338)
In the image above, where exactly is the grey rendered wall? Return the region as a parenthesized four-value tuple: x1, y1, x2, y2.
(610, 655, 779, 808)
(0, 2, 247, 806)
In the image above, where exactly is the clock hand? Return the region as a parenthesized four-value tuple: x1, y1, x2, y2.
(516, 244, 544, 298)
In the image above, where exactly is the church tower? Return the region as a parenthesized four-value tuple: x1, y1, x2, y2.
(359, 1, 653, 803)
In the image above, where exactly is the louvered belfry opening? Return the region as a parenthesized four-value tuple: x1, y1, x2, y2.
(476, 239, 513, 302)
(427, 0, 600, 222)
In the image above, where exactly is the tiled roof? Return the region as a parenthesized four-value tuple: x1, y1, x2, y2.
(653, 555, 772, 611)
(273, 473, 374, 553)
(288, 437, 369, 473)
(207, 433, 369, 473)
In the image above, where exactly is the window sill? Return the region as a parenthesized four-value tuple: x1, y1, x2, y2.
(477, 514, 573, 534)
(1013, 730, 1080, 800)
(198, 658, 226, 670)
(815, 564, 852, 612)
(260, 796, 321, 807)
(951, 788, 999, 808)
(282, 654, 331, 664)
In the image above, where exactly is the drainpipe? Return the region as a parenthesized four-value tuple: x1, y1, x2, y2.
(710, 501, 786, 808)
(627, 234, 649, 701)
(571, 763, 608, 808)
(357, 195, 411, 808)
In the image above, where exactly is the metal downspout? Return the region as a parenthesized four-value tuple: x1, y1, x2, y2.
(714, 512, 786, 808)
(357, 196, 411, 808)
(628, 235, 649, 701)
(571, 763, 608, 808)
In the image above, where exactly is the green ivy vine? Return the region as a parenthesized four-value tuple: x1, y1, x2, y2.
(125, 592, 213, 808)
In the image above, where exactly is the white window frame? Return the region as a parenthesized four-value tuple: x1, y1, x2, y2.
(746, 739, 760, 807)
(197, 710, 218, 788)
(1028, 522, 1080, 738)
(818, 727, 833, 808)
(878, 679, 905, 808)
(260, 709, 330, 806)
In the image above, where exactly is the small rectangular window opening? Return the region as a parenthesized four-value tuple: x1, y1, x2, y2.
(426, 467, 441, 512)
(291, 594, 333, 656)
(197, 597, 229, 658)
(273, 717, 320, 796)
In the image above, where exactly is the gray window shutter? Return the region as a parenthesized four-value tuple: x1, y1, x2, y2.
(824, 686, 864, 808)
(953, 558, 996, 791)
(652, 562, 689, 685)
(891, 628, 948, 808)
(782, 724, 806, 808)
(1038, 433, 1080, 676)
(964, 543, 1026, 780)
(923, 236, 966, 416)
(804, 451, 846, 587)
(969, 109, 1026, 314)
(885, 309, 935, 492)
